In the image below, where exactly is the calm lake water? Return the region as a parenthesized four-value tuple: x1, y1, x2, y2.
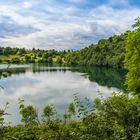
(0, 64, 125, 124)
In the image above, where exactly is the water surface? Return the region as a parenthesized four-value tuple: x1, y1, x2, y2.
(0, 64, 125, 124)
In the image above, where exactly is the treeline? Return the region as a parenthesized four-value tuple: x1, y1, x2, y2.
(0, 47, 71, 64)
(0, 30, 130, 68)
(65, 31, 130, 68)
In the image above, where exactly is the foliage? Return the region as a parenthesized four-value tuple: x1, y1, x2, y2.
(65, 32, 129, 68)
(42, 105, 56, 122)
(1, 93, 140, 139)
(83, 93, 140, 140)
(18, 99, 39, 126)
(0, 102, 9, 126)
(64, 102, 76, 123)
(125, 18, 140, 94)
(0, 31, 130, 68)
(0, 47, 68, 64)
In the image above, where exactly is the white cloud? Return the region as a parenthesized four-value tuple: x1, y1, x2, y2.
(23, 2, 32, 9)
(0, 1, 139, 50)
(0, 5, 46, 30)
(0, 22, 92, 49)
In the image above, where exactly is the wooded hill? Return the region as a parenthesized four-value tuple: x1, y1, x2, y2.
(0, 31, 130, 68)
(65, 31, 130, 68)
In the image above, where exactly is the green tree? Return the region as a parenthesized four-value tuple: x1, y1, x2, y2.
(18, 99, 39, 126)
(56, 56, 62, 64)
(0, 102, 9, 126)
(125, 18, 140, 94)
(83, 93, 140, 140)
(67, 103, 75, 121)
(11, 57, 20, 63)
(48, 57, 53, 64)
(42, 105, 55, 122)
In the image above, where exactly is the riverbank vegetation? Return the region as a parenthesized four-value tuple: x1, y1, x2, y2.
(0, 18, 140, 139)
(1, 93, 140, 140)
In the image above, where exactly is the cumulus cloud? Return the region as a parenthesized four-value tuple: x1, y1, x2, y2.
(23, 1, 32, 9)
(0, 0, 139, 50)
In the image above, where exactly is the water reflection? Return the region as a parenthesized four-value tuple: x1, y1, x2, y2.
(71, 67, 126, 91)
(0, 64, 126, 90)
(0, 64, 126, 124)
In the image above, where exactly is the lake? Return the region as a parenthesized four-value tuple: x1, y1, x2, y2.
(0, 64, 125, 125)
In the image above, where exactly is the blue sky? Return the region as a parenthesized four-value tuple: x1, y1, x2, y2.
(0, 0, 139, 50)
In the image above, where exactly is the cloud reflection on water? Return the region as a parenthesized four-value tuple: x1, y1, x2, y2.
(0, 66, 119, 124)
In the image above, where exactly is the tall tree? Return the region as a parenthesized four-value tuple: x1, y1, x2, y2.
(125, 18, 140, 94)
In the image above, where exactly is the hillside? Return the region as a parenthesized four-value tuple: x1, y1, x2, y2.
(65, 31, 130, 68)
(0, 31, 130, 68)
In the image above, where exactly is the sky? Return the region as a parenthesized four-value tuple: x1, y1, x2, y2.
(0, 0, 139, 50)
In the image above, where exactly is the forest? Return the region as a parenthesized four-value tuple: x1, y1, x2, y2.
(0, 18, 140, 140)
(65, 31, 129, 68)
(0, 47, 69, 64)
(0, 30, 129, 68)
